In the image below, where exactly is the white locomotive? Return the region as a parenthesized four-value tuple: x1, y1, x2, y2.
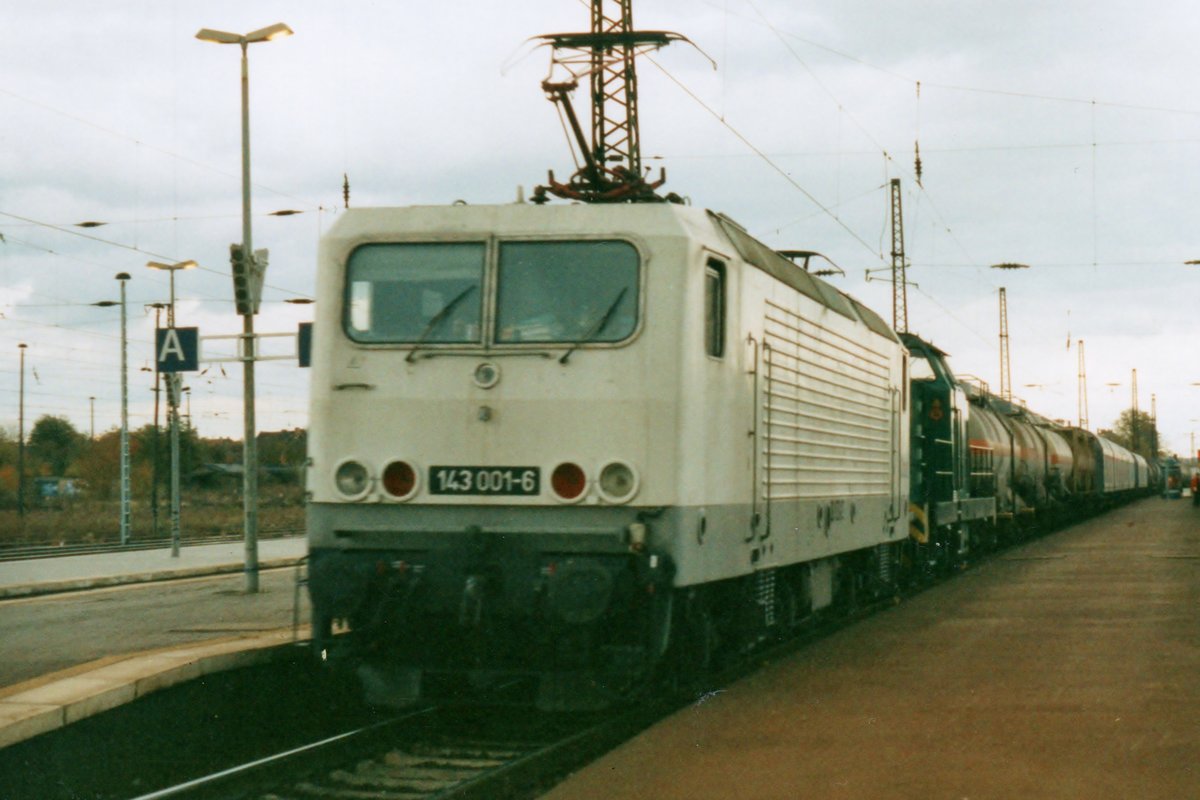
(305, 201, 911, 708)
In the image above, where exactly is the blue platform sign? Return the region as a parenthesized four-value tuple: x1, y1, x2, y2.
(298, 322, 313, 368)
(156, 327, 199, 373)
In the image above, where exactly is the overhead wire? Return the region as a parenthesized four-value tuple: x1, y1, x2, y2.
(743, 0, 982, 278)
(0, 79, 314, 438)
(0, 210, 314, 301)
(0, 87, 324, 208)
(691, 2, 1200, 117)
(644, 54, 885, 261)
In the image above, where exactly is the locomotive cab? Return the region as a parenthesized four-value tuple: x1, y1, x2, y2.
(900, 334, 994, 571)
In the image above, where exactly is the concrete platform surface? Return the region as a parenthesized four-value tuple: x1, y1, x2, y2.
(542, 498, 1200, 800)
(0, 626, 307, 750)
(0, 536, 307, 598)
(0, 536, 312, 750)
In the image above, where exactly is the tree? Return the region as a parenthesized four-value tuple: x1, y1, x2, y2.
(1103, 409, 1160, 460)
(258, 428, 306, 467)
(29, 415, 85, 476)
(73, 430, 120, 500)
(0, 427, 15, 469)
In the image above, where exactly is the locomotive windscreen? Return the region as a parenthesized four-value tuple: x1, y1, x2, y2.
(342, 238, 639, 347)
(495, 240, 638, 344)
(345, 242, 485, 343)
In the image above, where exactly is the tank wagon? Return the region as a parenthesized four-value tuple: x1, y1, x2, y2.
(901, 332, 1153, 566)
(305, 203, 911, 709)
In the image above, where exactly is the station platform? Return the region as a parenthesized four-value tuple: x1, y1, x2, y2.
(0, 536, 308, 599)
(543, 497, 1200, 800)
(0, 536, 310, 749)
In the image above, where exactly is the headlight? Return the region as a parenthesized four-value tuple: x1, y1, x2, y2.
(334, 460, 370, 499)
(598, 461, 638, 503)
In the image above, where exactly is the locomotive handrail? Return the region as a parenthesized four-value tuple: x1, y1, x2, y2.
(889, 386, 903, 523)
(760, 340, 774, 543)
(747, 333, 761, 543)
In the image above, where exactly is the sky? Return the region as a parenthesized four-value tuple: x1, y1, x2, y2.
(2, 1, 1198, 455)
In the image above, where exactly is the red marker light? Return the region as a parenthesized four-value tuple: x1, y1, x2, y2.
(551, 462, 587, 500)
(382, 461, 417, 498)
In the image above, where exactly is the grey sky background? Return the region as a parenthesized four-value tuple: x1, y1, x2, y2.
(2, 1, 1197, 453)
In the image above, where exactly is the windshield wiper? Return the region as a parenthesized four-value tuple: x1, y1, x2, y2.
(559, 287, 628, 365)
(406, 285, 476, 363)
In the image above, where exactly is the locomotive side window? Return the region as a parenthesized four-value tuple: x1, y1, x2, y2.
(344, 242, 485, 343)
(495, 240, 638, 343)
(909, 355, 937, 381)
(704, 259, 726, 358)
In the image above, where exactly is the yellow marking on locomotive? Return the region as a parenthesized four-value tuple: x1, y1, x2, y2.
(909, 502, 929, 543)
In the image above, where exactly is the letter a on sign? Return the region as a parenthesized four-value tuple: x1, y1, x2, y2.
(156, 327, 199, 373)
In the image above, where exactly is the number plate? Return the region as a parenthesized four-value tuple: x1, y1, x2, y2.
(429, 466, 540, 496)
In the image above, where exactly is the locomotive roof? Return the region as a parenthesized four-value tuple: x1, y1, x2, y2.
(324, 203, 898, 344)
(705, 211, 898, 343)
(898, 332, 948, 358)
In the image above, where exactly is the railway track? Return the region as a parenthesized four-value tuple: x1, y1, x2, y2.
(119, 583, 924, 800)
(129, 704, 651, 800)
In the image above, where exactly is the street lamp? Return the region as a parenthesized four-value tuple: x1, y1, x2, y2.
(196, 21, 292, 593)
(147, 260, 195, 558)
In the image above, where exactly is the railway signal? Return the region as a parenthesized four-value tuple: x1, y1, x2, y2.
(230, 244, 268, 316)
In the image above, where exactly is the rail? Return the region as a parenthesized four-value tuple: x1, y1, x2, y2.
(126, 703, 650, 800)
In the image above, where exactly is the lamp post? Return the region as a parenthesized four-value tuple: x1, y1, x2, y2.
(196, 21, 292, 593)
(116, 273, 132, 544)
(145, 303, 167, 539)
(93, 284, 132, 543)
(147, 260, 196, 558)
(17, 343, 27, 522)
